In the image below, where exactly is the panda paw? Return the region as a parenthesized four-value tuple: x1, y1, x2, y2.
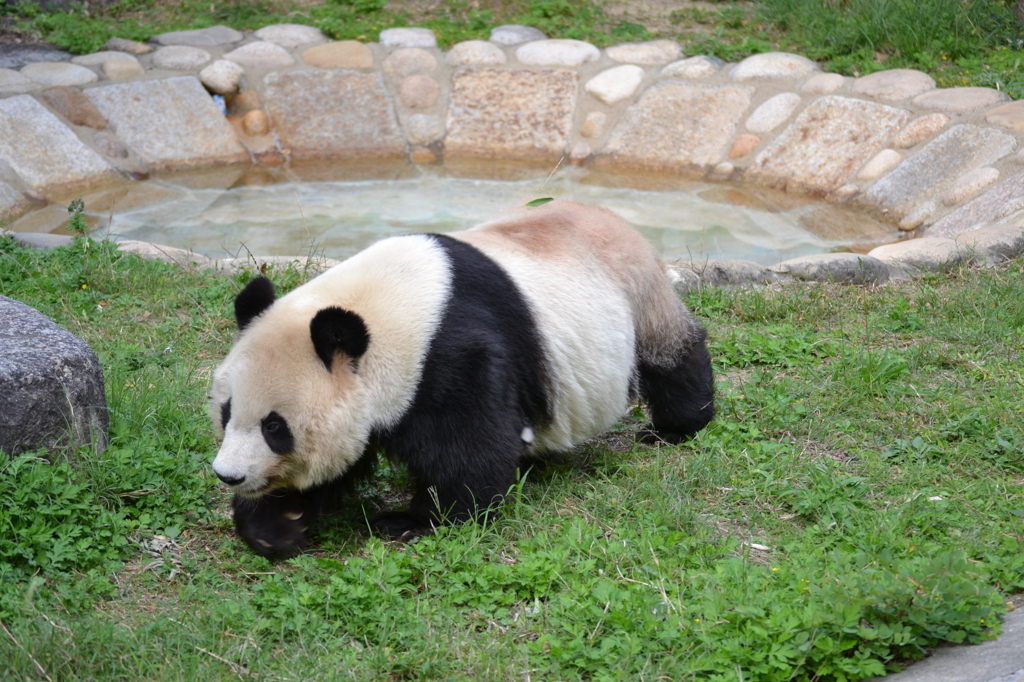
(370, 511, 434, 543)
(232, 492, 310, 558)
(637, 427, 687, 445)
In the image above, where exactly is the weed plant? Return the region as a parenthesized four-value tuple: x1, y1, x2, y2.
(0, 232, 1021, 680)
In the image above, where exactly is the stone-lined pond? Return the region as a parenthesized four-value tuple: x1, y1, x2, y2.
(13, 163, 898, 266)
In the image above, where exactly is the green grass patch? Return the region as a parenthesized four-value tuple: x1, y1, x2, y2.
(4, 0, 650, 53)
(6, 0, 1024, 93)
(0, 232, 1022, 680)
(675, 0, 1024, 98)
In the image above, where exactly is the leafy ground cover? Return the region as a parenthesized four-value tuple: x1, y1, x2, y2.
(2, 0, 1024, 96)
(0, 231, 1021, 680)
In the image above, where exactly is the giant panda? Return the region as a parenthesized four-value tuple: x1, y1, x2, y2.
(210, 200, 714, 556)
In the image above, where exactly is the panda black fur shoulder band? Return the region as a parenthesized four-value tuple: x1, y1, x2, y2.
(210, 200, 715, 556)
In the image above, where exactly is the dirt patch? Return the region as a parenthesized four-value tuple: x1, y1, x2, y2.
(0, 19, 43, 45)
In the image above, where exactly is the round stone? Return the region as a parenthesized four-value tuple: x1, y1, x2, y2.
(892, 114, 949, 148)
(71, 51, 139, 67)
(800, 73, 845, 95)
(772, 253, 890, 285)
(302, 41, 374, 69)
(869, 237, 974, 272)
(380, 27, 437, 48)
(943, 166, 1000, 206)
(0, 68, 38, 96)
(404, 113, 442, 144)
(242, 110, 270, 136)
(605, 40, 680, 65)
(223, 41, 296, 70)
(152, 26, 243, 47)
(228, 91, 261, 117)
(410, 146, 437, 163)
(856, 149, 902, 181)
(659, 56, 723, 79)
(383, 48, 437, 78)
(516, 39, 600, 67)
(200, 59, 245, 95)
(833, 184, 859, 200)
(102, 59, 145, 81)
(851, 69, 934, 102)
(710, 162, 734, 179)
(580, 111, 606, 138)
(898, 201, 936, 231)
(659, 55, 724, 78)
(745, 92, 801, 133)
(568, 141, 591, 164)
(730, 53, 818, 81)
(913, 87, 1010, 114)
(93, 130, 129, 158)
(152, 45, 212, 70)
(20, 62, 98, 87)
(445, 40, 506, 66)
(729, 134, 760, 159)
(584, 64, 645, 106)
(489, 25, 546, 45)
(254, 24, 326, 49)
(103, 38, 152, 55)
(985, 100, 1024, 132)
(399, 74, 440, 108)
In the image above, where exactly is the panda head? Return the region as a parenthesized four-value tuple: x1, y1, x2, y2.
(210, 276, 374, 497)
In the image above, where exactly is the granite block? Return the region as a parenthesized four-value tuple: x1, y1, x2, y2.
(863, 124, 1016, 216)
(445, 68, 577, 160)
(263, 70, 404, 158)
(926, 170, 1024, 237)
(747, 96, 909, 193)
(0, 95, 115, 190)
(603, 82, 754, 169)
(85, 76, 248, 170)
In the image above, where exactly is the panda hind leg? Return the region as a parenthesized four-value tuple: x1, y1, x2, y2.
(637, 326, 715, 444)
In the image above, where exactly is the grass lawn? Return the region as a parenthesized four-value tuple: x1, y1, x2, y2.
(4, 0, 1024, 97)
(2, 2, 1023, 676)
(0, 232, 1021, 681)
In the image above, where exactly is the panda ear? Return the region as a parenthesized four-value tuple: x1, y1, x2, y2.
(235, 276, 276, 331)
(310, 307, 370, 371)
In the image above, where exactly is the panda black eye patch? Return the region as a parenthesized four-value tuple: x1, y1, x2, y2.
(261, 411, 295, 455)
(220, 399, 231, 429)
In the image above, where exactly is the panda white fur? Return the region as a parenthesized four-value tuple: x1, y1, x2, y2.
(210, 200, 714, 556)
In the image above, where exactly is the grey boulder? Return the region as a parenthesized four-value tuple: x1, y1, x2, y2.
(0, 296, 109, 455)
(670, 257, 783, 287)
(771, 252, 891, 285)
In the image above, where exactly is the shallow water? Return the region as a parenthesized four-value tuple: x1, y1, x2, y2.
(23, 162, 899, 266)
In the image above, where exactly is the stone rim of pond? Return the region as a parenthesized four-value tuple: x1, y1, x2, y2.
(1, 25, 1022, 284)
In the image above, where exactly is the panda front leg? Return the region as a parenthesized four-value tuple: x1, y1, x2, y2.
(371, 433, 523, 542)
(231, 475, 354, 557)
(232, 488, 316, 558)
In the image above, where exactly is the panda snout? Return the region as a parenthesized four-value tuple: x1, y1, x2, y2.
(215, 470, 246, 486)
